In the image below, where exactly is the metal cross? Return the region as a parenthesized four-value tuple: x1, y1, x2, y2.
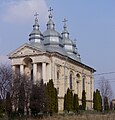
(34, 12, 39, 18)
(34, 12, 39, 24)
(62, 18, 68, 24)
(48, 7, 53, 13)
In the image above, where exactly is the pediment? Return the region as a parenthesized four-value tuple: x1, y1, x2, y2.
(8, 43, 43, 58)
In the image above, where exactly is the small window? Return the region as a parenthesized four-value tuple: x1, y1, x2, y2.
(57, 70, 59, 80)
(70, 72, 72, 90)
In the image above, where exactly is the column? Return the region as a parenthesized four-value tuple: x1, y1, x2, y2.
(20, 64, 24, 75)
(47, 63, 51, 80)
(90, 76, 93, 109)
(12, 65, 16, 79)
(12, 65, 15, 72)
(91, 76, 94, 99)
(42, 62, 46, 82)
(33, 63, 37, 84)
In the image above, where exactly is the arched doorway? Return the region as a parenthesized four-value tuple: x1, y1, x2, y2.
(23, 57, 33, 80)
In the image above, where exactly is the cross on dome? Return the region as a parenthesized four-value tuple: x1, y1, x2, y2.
(62, 18, 68, 31)
(48, 7, 53, 19)
(34, 12, 39, 24)
(48, 7, 53, 13)
(34, 12, 39, 18)
(62, 18, 68, 25)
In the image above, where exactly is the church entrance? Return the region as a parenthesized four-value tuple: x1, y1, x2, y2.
(23, 57, 33, 79)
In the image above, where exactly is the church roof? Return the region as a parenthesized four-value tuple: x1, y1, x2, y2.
(8, 8, 95, 71)
(8, 7, 96, 72)
(28, 8, 81, 63)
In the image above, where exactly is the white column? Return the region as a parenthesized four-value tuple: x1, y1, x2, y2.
(20, 64, 24, 75)
(12, 65, 15, 72)
(33, 63, 37, 84)
(47, 63, 51, 80)
(42, 62, 46, 82)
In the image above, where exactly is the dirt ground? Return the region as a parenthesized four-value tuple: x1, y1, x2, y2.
(26, 114, 115, 120)
(1, 113, 115, 120)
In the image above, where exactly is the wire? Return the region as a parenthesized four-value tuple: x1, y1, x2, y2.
(94, 72, 115, 76)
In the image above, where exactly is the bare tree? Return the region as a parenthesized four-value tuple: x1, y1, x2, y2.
(0, 64, 12, 101)
(98, 76, 113, 110)
(11, 72, 32, 114)
(0, 63, 32, 116)
(23, 75, 32, 115)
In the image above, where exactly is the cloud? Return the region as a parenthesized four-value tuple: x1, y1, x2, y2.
(1, 0, 48, 24)
(0, 55, 10, 63)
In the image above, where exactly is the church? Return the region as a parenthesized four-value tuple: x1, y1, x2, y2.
(8, 8, 96, 111)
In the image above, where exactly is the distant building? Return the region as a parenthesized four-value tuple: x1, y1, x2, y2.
(8, 8, 96, 111)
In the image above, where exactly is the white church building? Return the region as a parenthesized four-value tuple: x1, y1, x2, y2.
(8, 8, 96, 111)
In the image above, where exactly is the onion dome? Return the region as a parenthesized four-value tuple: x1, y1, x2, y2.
(43, 7, 66, 55)
(62, 19, 81, 62)
(29, 13, 45, 51)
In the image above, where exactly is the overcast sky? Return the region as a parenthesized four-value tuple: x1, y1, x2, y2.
(0, 0, 115, 95)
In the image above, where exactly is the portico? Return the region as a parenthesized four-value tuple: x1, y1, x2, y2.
(11, 57, 48, 84)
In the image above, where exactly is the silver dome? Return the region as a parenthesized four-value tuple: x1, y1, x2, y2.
(29, 15, 45, 51)
(61, 19, 81, 62)
(29, 17, 43, 42)
(28, 11, 81, 62)
(43, 11, 66, 55)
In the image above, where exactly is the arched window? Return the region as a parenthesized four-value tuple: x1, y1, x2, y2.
(76, 73, 80, 93)
(82, 74, 85, 90)
(70, 72, 73, 90)
(76, 73, 80, 82)
(57, 70, 59, 80)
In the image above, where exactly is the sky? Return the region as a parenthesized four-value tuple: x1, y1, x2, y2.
(0, 0, 115, 96)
